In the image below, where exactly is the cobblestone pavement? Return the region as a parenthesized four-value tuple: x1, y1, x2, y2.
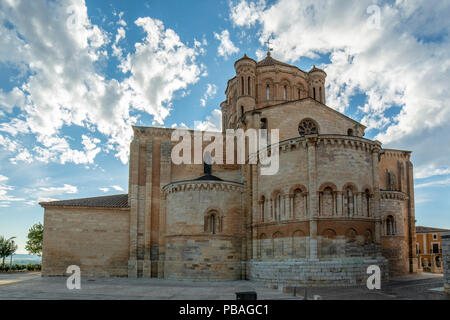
(0, 272, 448, 300)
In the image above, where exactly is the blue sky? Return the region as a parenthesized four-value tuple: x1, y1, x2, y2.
(0, 0, 449, 253)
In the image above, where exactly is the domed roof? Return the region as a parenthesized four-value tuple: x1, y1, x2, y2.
(234, 53, 256, 67)
(194, 174, 223, 181)
(309, 65, 326, 75)
(256, 52, 293, 68)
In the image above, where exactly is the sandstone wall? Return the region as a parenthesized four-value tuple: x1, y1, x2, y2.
(42, 207, 130, 277)
(161, 180, 244, 280)
(249, 258, 389, 286)
(380, 194, 410, 275)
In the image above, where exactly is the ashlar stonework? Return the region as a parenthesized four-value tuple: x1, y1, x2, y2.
(40, 53, 418, 285)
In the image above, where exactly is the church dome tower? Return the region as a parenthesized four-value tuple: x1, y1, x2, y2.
(234, 54, 257, 127)
(308, 65, 327, 104)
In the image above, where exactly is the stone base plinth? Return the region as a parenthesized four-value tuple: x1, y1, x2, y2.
(249, 257, 389, 286)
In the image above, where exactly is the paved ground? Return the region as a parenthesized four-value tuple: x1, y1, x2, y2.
(0, 272, 448, 300)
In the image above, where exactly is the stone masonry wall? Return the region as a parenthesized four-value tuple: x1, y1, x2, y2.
(249, 258, 389, 286)
(442, 232, 450, 293)
(162, 180, 244, 280)
(42, 207, 130, 277)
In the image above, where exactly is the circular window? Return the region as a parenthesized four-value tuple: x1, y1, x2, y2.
(298, 119, 318, 136)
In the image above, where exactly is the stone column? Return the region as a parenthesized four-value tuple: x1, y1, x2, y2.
(336, 191, 343, 216)
(371, 143, 382, 244)
(289, 194, 294, 219)
(303, 193, 308, 218)
(285, 195, 291, 220)
(143, 141, 153, 277)
(128, 139, 140, 277)
(442, 232, 450, 294)
(357, 192, 363, 216)
(306, 136, 318, 259)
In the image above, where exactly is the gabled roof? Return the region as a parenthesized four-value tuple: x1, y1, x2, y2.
(39, 194, 129, 209)
(416, 226, 450, 233)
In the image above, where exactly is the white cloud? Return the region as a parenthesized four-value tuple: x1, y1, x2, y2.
(111, 185, 124, 191)
(415, 177, 450, 189)
(229, 0, 450, 180)
(194, 109, 222, 132)
(0, 0, 204, 165)
(99, 187, 110, 192)
(230, 0, 266, 28)
(0, 174, 25, 206)
(214, 30, 239, 59)
(200, 83, 218, 107)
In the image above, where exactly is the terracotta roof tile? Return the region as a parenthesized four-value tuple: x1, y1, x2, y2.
(39, 194, 129, 208)
(416, 226, 450, 233)
(256, 52, 293, 68)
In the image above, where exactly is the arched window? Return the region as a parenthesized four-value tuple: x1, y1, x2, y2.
(260, 196, 265, 222)
(283, 85, 287, 100)
(298, 88, 301, 99)
(266, 84, 270, 100)
(277, 193, 282, 220)
(260, 118, 267, 129)
(365, 189, 370, 217)
(386, 215, 396, 235)
(248, 77, 251, 95)
(347, 128, 354, 136)
(210, 214, 216, 234)
(241, 105, 244, 117)
(241, 77, 244, 94)
(313, 87, 316, 100)
(345, 187, 354, 216)
(298, 119, 318, 136)
(319, 87, 322, 103)
(205, 210, 222, 234)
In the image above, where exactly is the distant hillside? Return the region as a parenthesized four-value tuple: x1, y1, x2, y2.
(4, 254, 42, 265)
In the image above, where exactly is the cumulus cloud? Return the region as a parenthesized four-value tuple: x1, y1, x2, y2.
(229, 0, 450, 179)
(214, 30, 239, 59)
(194, 109, 222, 132)
(230, 0, 266, 28)
(200, 83, 218, 107)
(0, 0, 204, 165)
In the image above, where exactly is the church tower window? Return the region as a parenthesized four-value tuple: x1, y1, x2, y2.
(241, 77, 244, 95)
(298, 119, 318, 136)
(319, 87, 322, 103)
(260, 118, 267, 129)
(248, 77, 251, 95)
(283, 86, 287, 101)
(205, 210, 222, 234)
(266, 84, 270, 100)
(347, 128, 354, 136)
(313, 87, 316, 100)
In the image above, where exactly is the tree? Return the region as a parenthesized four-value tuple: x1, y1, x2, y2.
(25, 222, 43, 257)
(0, 236, 17, 268)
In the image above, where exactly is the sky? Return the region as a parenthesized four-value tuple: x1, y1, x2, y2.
(0, 0, 449, 253)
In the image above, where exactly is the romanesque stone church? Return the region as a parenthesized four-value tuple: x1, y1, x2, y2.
(40, 52, 418, 285)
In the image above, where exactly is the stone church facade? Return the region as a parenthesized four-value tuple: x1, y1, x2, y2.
(40, 53, 418, 285)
